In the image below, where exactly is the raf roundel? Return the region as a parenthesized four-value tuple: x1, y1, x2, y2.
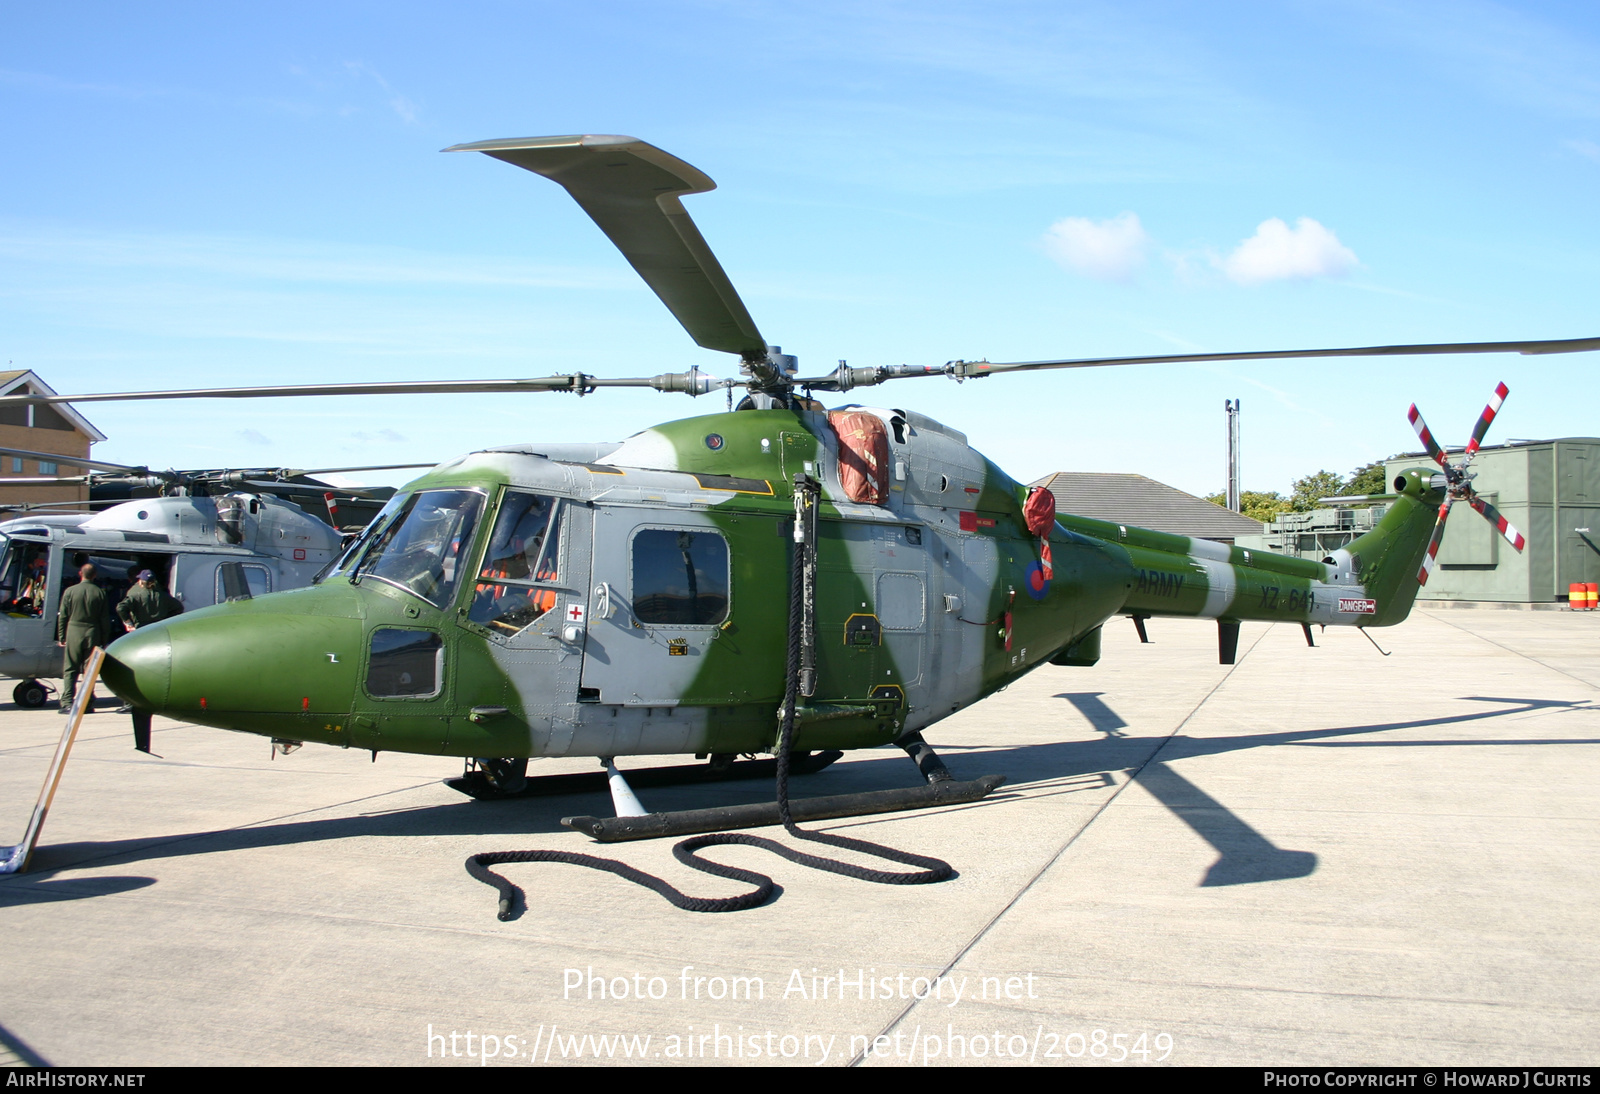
(1024, 560, 1051, 600)
(704, 433, 724, 451)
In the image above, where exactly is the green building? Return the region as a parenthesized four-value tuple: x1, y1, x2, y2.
(1235, 438, 1600, 605)
(1385, 438, 1600, 605)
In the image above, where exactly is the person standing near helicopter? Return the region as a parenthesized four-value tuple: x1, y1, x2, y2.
(116, 569, 182, 631)
(57, 562, 109, 713)
(111, 569, 183, 716)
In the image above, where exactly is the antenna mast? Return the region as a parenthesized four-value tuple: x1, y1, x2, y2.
(1225, 398, 1241, 512)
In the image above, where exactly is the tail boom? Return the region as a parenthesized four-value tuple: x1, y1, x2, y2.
(1056, 467, 1447, 631)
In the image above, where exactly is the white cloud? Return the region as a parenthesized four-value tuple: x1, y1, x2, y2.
(1218, 217, 1358, 285)
(343, 61, 418, 125)
(1042, 212, 1150, 281)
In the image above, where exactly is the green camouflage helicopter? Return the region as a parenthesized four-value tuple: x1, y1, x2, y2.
(8, 135, 1596, 842)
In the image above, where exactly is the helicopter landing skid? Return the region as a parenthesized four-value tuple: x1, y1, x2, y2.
(445, 750, 845, 801)
(561, 774, 1006, 843)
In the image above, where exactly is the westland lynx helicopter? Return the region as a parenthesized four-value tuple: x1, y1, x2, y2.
(6, 135, 1595, 900)
(0, 450, 417, 707)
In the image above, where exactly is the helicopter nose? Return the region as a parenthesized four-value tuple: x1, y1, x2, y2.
(102, 627, 171, 710)
(102, 592, 364, 728)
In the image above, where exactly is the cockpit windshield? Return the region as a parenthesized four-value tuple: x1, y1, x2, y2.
(0, 536, 50, 618)
(352, 488, 484, 608)
(318, 492, 408, 584)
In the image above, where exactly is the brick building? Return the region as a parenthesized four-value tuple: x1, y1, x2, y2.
(0, 371, 106, 515)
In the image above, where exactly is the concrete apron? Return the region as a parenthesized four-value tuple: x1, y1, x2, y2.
(0, 607, 1595, 1066)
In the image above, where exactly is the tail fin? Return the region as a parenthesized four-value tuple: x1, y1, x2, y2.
(1332, 468, 1445, 627)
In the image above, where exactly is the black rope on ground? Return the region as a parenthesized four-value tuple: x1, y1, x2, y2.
(466, 479, 954, 918)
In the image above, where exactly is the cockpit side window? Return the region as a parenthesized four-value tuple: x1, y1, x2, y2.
(366, 627, 443, 699)
(0, 538, 50, 618)
(353, 488, 485, 608)
(467, 490, 563, 636)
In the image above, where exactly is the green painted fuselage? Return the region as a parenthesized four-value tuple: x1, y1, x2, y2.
(101, 405, 1445, 761)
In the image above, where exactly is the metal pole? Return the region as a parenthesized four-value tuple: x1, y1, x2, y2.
(1226, 399, 1241, 512)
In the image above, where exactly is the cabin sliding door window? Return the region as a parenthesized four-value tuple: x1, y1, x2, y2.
(630, 528, 729, 626)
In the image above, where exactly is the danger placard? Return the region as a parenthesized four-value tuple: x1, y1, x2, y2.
(1338, 598, 1377, 614)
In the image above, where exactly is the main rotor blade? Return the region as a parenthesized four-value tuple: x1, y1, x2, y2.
(797, 337, 1600, 393)
(1, 499, 124, 511)
(1406, 404, 1452, 470)
(1467, 494, 1527, 552)
(446, 135, 771, 375)
(965, 336, 1600, 375)
(0, 444, 153, 476)
(1417, 499, 1454, 586)
(235, 479, 392, 500)
(0, 371, 721, 408)
(0, 476, 93, 485)
(280, 463, 439, 477)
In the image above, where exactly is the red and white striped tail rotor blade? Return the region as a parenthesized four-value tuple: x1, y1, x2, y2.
(1417, 499, 1454, 585)
(1467, 493, 1527, 552)
(1461, 382, 1509, 468)
(1407, 404, 1452, 470)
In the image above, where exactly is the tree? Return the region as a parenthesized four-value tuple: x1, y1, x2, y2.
(1206, 460, 1392, 526)
(1206, 489, 1291, 523)
(1290, 470, 1344, 512)
(1344, 460, 1389, 497)
(1240, 490, 1292, 522)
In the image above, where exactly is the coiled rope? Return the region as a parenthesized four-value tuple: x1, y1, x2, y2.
(466, 497, 954, 917)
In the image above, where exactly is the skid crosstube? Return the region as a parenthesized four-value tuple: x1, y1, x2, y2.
(562, 774, 1007, 843)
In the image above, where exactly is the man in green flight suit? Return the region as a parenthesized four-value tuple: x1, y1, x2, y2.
(117, 569, 182, 631)
(57, 562, 109, 714)
(115, 569, 184, 721)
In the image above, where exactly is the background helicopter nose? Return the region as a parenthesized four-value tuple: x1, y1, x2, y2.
(102, 627, 171, 710)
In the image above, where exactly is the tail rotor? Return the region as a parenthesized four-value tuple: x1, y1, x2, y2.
(1406, 382, 1526, 585)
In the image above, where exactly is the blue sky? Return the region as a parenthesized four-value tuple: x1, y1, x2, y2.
(3, 1, 1598, 497)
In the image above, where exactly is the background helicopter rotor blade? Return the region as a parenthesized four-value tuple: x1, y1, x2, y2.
(446, 135, 771, 377)
(798, 336, 1600, 391)
(0, 476, 94, 486)
(277, 463, 439, 477)
(0, 444, 156, 476)
(234, 479, 393, 500)
(0, 370, 724, 408)
(0, 498, 127, 511)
